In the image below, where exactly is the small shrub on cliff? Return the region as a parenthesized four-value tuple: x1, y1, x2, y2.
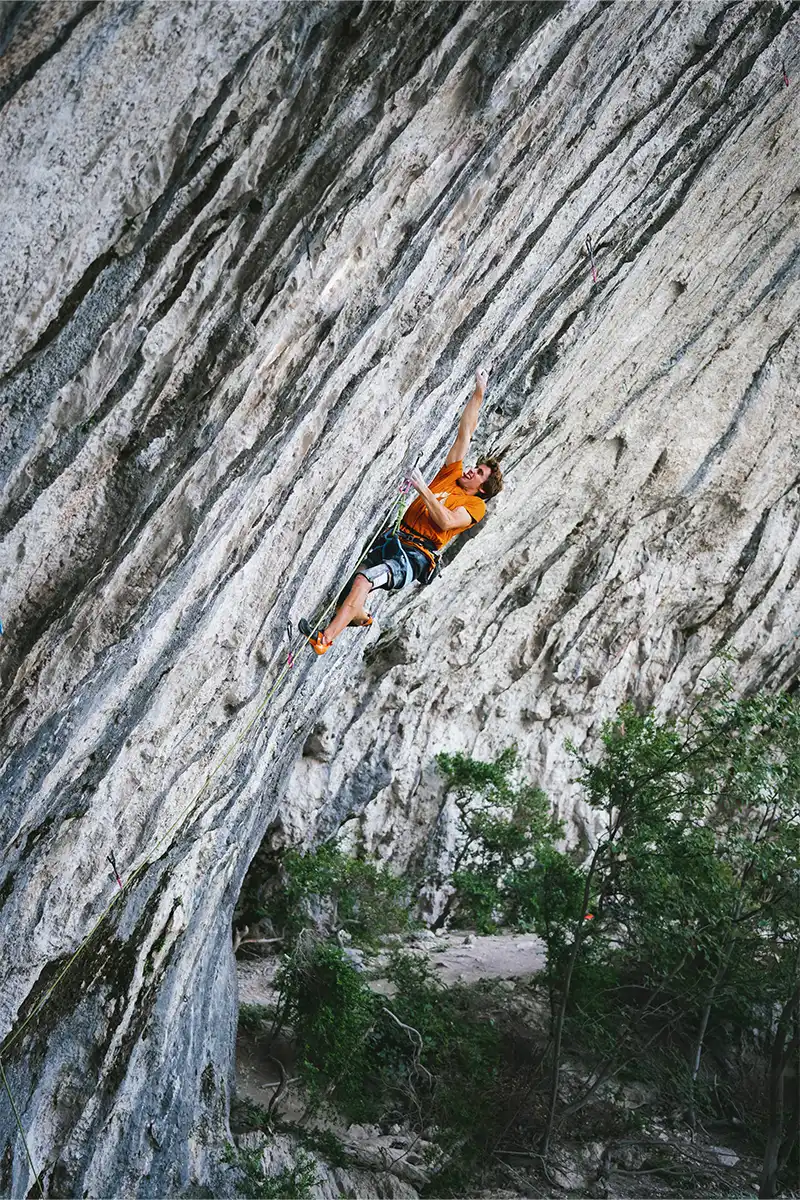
(222, 1143, 317, 1199)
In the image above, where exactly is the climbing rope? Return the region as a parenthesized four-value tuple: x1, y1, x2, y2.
(0, 471, 416, 1186)
(389, 477, 413, 534)
(0, 1058, 43, 1198)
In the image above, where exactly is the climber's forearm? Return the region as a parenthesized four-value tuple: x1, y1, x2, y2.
(445, 367, 488, 466)
(410, 479, 469, 533)
(458, 381, 485, 439)
(413, 482, 456, 530)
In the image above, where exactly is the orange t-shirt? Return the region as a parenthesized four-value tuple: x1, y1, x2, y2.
(401, 461, 486, 551)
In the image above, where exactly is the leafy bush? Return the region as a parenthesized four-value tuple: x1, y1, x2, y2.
(238, 1003, 273, 1036)
(229, 1096, 271, 1134)
(273, 937, 380, 1119)
(271, 936, 532, 1184)
(255, 842, 415, 949)
(222, 1143, 317, 1199)
(435, 746, 566, 932)
(381, 951, 509, 1159)
(431, 687, 800, 1191)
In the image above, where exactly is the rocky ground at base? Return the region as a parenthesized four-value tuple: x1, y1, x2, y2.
(228, 932, 765, 1200)
(237, 929, 547, 1007)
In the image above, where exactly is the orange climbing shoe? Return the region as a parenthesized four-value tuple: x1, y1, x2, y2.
(309, 632, 331, 654)
(299, 618, 331, 655)
(349, 614, 373, 629)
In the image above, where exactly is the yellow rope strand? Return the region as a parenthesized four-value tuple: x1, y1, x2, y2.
(0, 1058, 44, 1199)
(0, 482, 403, 1059)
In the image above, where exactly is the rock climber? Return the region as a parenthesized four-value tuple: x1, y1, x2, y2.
(301, 367, 503, 655)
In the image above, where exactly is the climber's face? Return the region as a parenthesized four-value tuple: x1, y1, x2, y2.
(459, 463, 492, 495)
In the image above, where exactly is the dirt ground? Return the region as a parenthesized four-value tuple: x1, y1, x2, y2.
(237, 929, 546, 1007)
(235, 930, 547, 1115)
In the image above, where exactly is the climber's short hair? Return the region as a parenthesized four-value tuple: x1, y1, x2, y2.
(477, 456, 503, 500)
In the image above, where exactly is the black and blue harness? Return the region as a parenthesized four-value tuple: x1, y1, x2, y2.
(357, 526, 441, 592)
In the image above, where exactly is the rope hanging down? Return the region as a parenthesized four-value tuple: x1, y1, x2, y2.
(1, 470, 418, 1196)
(0, 1058, 43, 1199)
(0, 468, 414, 1076)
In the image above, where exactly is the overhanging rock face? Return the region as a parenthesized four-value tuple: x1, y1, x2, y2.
(0, 2, 798, 1194)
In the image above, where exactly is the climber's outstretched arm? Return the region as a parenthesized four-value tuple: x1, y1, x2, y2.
(445, 366, 488, 466)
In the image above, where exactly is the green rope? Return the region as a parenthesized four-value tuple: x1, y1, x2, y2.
(1, 473, 412, 1060)
(0, 1058, 44, 1199)
(0, 473, 414, 1191)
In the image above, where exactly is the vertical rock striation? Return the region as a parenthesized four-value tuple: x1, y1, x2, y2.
(0, 1, 798, 1193)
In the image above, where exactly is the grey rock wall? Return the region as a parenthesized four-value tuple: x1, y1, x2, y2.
(0, 1, 798, 1194)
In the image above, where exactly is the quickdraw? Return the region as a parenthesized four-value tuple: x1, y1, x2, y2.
(107, 852, 122, 889)
(585, 234, 598, 284)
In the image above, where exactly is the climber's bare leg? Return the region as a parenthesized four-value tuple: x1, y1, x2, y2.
(321, 574, 372, 645)
(348, 608, 372, 627)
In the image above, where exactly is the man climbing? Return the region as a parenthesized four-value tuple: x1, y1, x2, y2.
(300, 366, 503, 655)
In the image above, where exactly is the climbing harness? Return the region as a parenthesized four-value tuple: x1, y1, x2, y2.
(397, 525, 442, 585)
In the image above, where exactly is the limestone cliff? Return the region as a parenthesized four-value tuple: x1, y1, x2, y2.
(0, 1, 798, 1194)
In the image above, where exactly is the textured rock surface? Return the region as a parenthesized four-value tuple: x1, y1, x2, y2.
(234, 1131, 421, 1199)
(0, 1, 798, 1194)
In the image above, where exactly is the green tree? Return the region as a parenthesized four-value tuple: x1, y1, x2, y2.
(273, 935, 379, 1119)
(434, 747, 565, 931)
(539, 682, 800, 1185)
(264, 842, 414, 949)
(250, 682, 800, 1197)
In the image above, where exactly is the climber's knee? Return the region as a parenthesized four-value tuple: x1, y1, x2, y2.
(357, 563, 391, 591)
